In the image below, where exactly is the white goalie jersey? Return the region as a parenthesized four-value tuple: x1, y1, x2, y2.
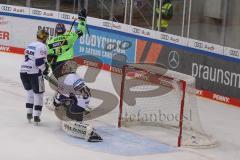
(55, 73, 91, 110)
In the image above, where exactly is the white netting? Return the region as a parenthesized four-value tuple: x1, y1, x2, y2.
(119, 64, 217, 148)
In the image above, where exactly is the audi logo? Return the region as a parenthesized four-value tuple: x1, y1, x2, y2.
(160, 34, 169, 40)
(229, 50, 239, 57)
(1, 6, 12, 12)
(104, 41, 132, 51)
(103, 22, 112, 28)
(194, 42, 204, 48)
(61, 14, 70, 20)
(32, 10, 42, 15)
(132, 28, 140, 34)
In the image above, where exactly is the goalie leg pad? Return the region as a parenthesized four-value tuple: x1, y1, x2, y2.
(61, 121, 103, 142)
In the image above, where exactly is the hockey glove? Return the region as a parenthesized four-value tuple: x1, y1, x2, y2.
(53, 93, 72, 107)
(47, 54, 58, 64)
(78, 8, 87, 20)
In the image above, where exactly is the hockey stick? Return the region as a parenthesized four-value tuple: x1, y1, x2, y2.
(69, 19, 77, 33)
(86, 24, 90, 36)
(59, 18, 78, 49)
(43, 75, 58, 88)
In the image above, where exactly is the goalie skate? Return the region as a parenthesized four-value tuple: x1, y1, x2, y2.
(87, 130, 103, 142)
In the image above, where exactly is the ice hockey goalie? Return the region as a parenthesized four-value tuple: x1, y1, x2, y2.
(45, 61, 102, 142)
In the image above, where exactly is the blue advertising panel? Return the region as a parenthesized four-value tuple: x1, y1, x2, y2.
(74, 27, 136, 65)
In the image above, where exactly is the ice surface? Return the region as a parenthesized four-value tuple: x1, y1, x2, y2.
(0, 52, 239, 160)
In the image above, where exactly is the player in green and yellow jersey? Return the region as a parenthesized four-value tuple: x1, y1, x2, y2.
(47, 9, 87, 76)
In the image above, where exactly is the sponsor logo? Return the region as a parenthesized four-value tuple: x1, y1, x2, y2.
(193, 41, 215, 51)
(32, 10, 54, 17)
(104, 41, 132, 52)
(168, 51, 180, 69)
(60, 14, 71, 20)
(229, 49, 240, 58)
(32, 9, 42, 15)
(1, 5, 25, 13)
(43, 11, 54, 17)
(160, 33, 180, 43)
(132, 27, 140, 34)
(160, 34, 169, 41)
(38, 26, 55, 37)
(194, 41, 204, 49)
(192, 62, 240, 88)
(1, 6, 12, 12)
(12, 7, 25, 13)
(0, 31, 10, 40)
(0, 45, 10, 52)
(110, 66, 122, 74)
(132, 27, 150, 36)
(213, 94, 230, 103)
(103, 22, 112, 28)
(102, 21, 121, 29)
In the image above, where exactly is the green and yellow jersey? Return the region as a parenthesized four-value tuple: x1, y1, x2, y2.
(47, 19, 86, 64)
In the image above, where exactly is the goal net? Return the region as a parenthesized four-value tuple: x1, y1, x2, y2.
(118, 64, 217, 148)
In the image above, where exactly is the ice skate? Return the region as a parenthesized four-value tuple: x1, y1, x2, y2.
(34, 116, 41, 125)
(27, 113, 33, 123)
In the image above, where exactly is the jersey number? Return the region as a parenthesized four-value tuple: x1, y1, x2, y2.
(53, 47, 62, 55)
(24, 50, 34, 62)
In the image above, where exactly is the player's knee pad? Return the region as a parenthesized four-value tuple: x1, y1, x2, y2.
(26, 90, 34, 104)
(34, 93, 43, 107)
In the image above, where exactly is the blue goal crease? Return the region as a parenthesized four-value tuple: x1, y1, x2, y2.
(61, 125, 178, 156)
